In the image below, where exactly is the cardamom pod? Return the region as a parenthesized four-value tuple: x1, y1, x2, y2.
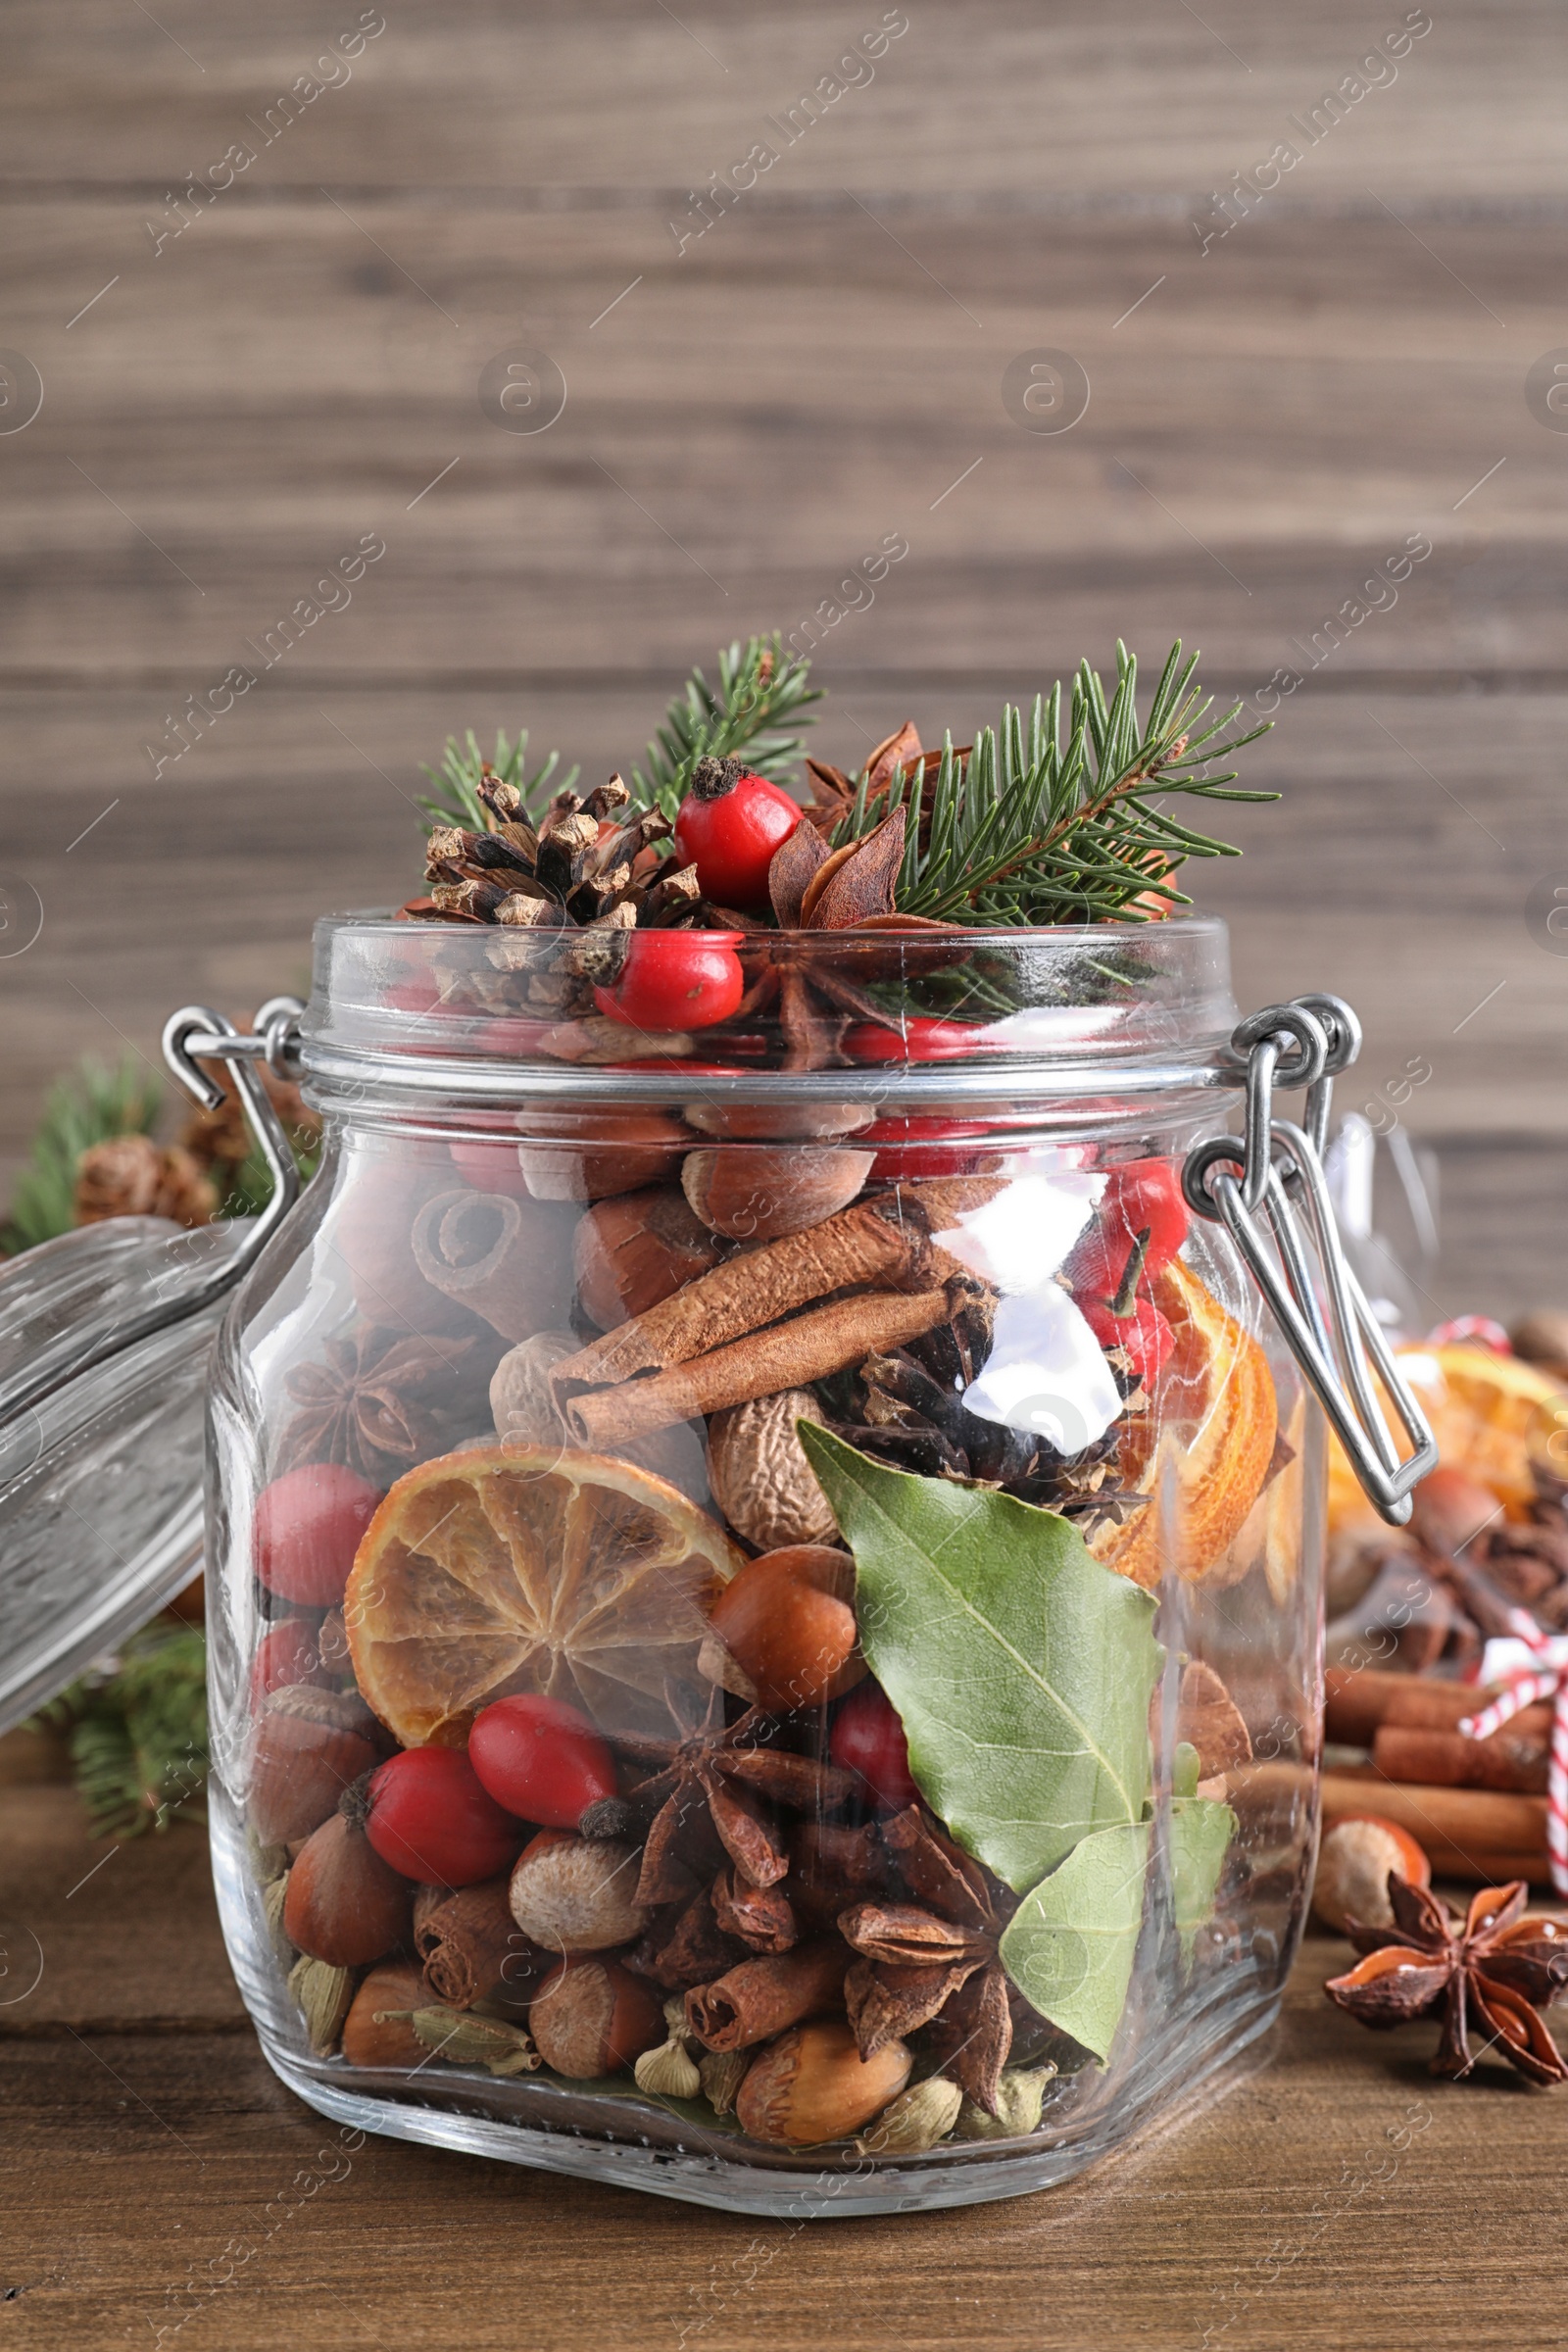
(288, 1954, 356, 2057)
(634, 1994, 703, 2099)
(263, 1872, 293, 1963)
(955, 2065, 1057, 2140)
(698, 2047, 749, 2117)
(385, 2004, 540, 2078)
(856, 2074, 963, 2156)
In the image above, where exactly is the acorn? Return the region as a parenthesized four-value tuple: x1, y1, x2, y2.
(341, 1960, 428, 2070)
(508, 1831, 652, 1953)
(283, 1809, 414, 1968)
(529, 1958, 664, 2079)
(735, 2022, 911, 2146)
(249, 1685, 381, 1847)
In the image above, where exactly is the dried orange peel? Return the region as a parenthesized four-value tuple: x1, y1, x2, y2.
(344, 1444, 743, 1746)
(1091, 1254, 1279, 1592)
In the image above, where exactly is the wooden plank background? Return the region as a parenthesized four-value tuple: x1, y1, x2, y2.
(3, 0, 1568, 1314)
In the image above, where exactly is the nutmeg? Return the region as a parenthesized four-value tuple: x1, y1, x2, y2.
(283, 1810, 414, 1968)
(735, 2021, 911, 2146)
(530, 1957, 664, 2078)
(573, 1187, 727, 1329)
(518, 1109, 688, 1203)
(703, 1545, 863, 1712)
(680, 1146, 874, 1242)
(508, 1831, 651, 1953)
(341, 1960, 429, 2070)
(706, 1391, 840, 1552)
(250, 1686, 381, 1847)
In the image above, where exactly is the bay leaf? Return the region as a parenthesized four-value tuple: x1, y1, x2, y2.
(1169, 1795, 1237, 1961)
(797, 1424, 1160, 1892)
(996, 1820, 1152, 2061)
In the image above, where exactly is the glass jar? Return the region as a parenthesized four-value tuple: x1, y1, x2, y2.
(0, 913, 1431, 2219)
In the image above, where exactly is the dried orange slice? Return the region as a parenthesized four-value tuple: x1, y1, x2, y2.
(1091, 1253, 1279, 1592)
(344, 1444, 743, 1746)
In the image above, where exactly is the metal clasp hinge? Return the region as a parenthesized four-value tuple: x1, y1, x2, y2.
(1182, 995, 1438, 1527)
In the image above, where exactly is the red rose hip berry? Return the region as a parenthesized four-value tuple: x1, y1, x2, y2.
(829, 1682, 919, 1811)
(594, 931, 745, 1034)
(253, 1464, 382, 1607)
(1077, 1294, 1175, 1386)
(674, 754, 803, 912)
(468, 1694, 621, 1832)
(362, 1746, 524, 1886)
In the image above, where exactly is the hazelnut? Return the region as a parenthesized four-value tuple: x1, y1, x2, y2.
(517, 1109, 688, 1202)
(283, 1810, 414, 1968)
(736, 2022, 911, 2146)
(1311, 1814, 1432, 1934)
(682, 1102, 875, 1142)
(530, 1957, 663, 2078)
(341, 1960, 429, 2070)
(707, 1391, 840, 1552)
(573, 1187, 727, 1329)
(680, 1146, 874, 1242)
(250, 1686, 380, 1847)
(508, 1831, 651, 1953)
(703, 1545, 864, 1712)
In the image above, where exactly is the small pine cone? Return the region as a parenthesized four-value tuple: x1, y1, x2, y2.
(74, 1136, 217, 1230)
(181, 1058, 319, 1171)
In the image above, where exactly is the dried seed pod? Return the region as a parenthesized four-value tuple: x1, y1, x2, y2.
(530, 1958, 664, 2079)
(703, 1545, 863, 1712)
(955, 2065, 1056, 2140)
(288, 1954, 357, 2057)
(856, 2074, 963, 2155)
(681, 1146, 874, 1243)
(508, 1831, 651, 1954)
(698, 2047, 749, 2116)
(250, 1686, 381, 1847)
(736, 2022, 911, 2147)
(633, 1995, 704, 2098)
(573, 1188, 728, 1329)
(341, 1960, 428, 2070)
(283, 1810, 414, 1969)
(706, 1392, 840, 1552)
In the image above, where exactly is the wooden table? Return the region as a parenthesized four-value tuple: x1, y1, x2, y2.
(2, 1774, 1561, 2351)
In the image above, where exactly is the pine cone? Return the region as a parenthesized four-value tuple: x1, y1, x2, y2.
(180, 1055, 318, 1171)
(74, 1136, 217, 1229)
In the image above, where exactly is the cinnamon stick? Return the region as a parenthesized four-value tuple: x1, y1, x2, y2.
(564, 1288, 955, 1446)
(684, 1937, 851, 2052)
(411, 1190, 553, 1343)
(1323, 1666, 1552, 1747)
(414, 1878, 546, 2012)
(552, 1179, 1000, 1391)
(1320, 1768, 1548, 1882)
(1371, 1724, 1549, 1796)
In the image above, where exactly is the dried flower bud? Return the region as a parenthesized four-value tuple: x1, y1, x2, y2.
(955, 2065, 1056, 2140)
(698, 2047, 749, 2117)
(288, 1954, 356, 2057)
(855, 2074, 963, 2155)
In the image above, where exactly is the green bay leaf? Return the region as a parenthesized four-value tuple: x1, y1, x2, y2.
(997, 1819, 1152, 2060)
(1169, 1795, 1237, 1960)
(797, 1424, 1160, 1892)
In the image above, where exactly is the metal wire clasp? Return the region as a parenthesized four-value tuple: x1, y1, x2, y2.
(1182, 994, 1438, 1526)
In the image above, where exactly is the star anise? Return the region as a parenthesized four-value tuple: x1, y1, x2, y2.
(839, 1804, 1018, 2115)
(611, 1691, 856, 1908)
(1326, 1874, 1568, 2085)
(275, 1324, 486, 1483)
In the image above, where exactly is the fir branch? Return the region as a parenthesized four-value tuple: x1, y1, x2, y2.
(1, 1057, 163, 1254)
(832, 642, 1275, 926)
(32, 1622, 208, 1839)
(417, 728, 580, 834)
(630, 634, 823, 816)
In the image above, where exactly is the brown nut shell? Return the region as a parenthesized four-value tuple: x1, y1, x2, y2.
(517, 1110, 688, 1202)
(529, 1957, 664, 2078)
(681, 1146, 874, 1242)
(707, 1390, 841, 1551)
(704, 1545, 863, 1712)
(283, 1811, 414, 1969)
(736, 2021, 911, 2146)
(250, 1687, 380, 1847)
(341, 1960, 428, 2069)
(682, 1102, 875, 1142)
(508, 1831, 651, 1953)
(573, 1186, 727, 1328)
